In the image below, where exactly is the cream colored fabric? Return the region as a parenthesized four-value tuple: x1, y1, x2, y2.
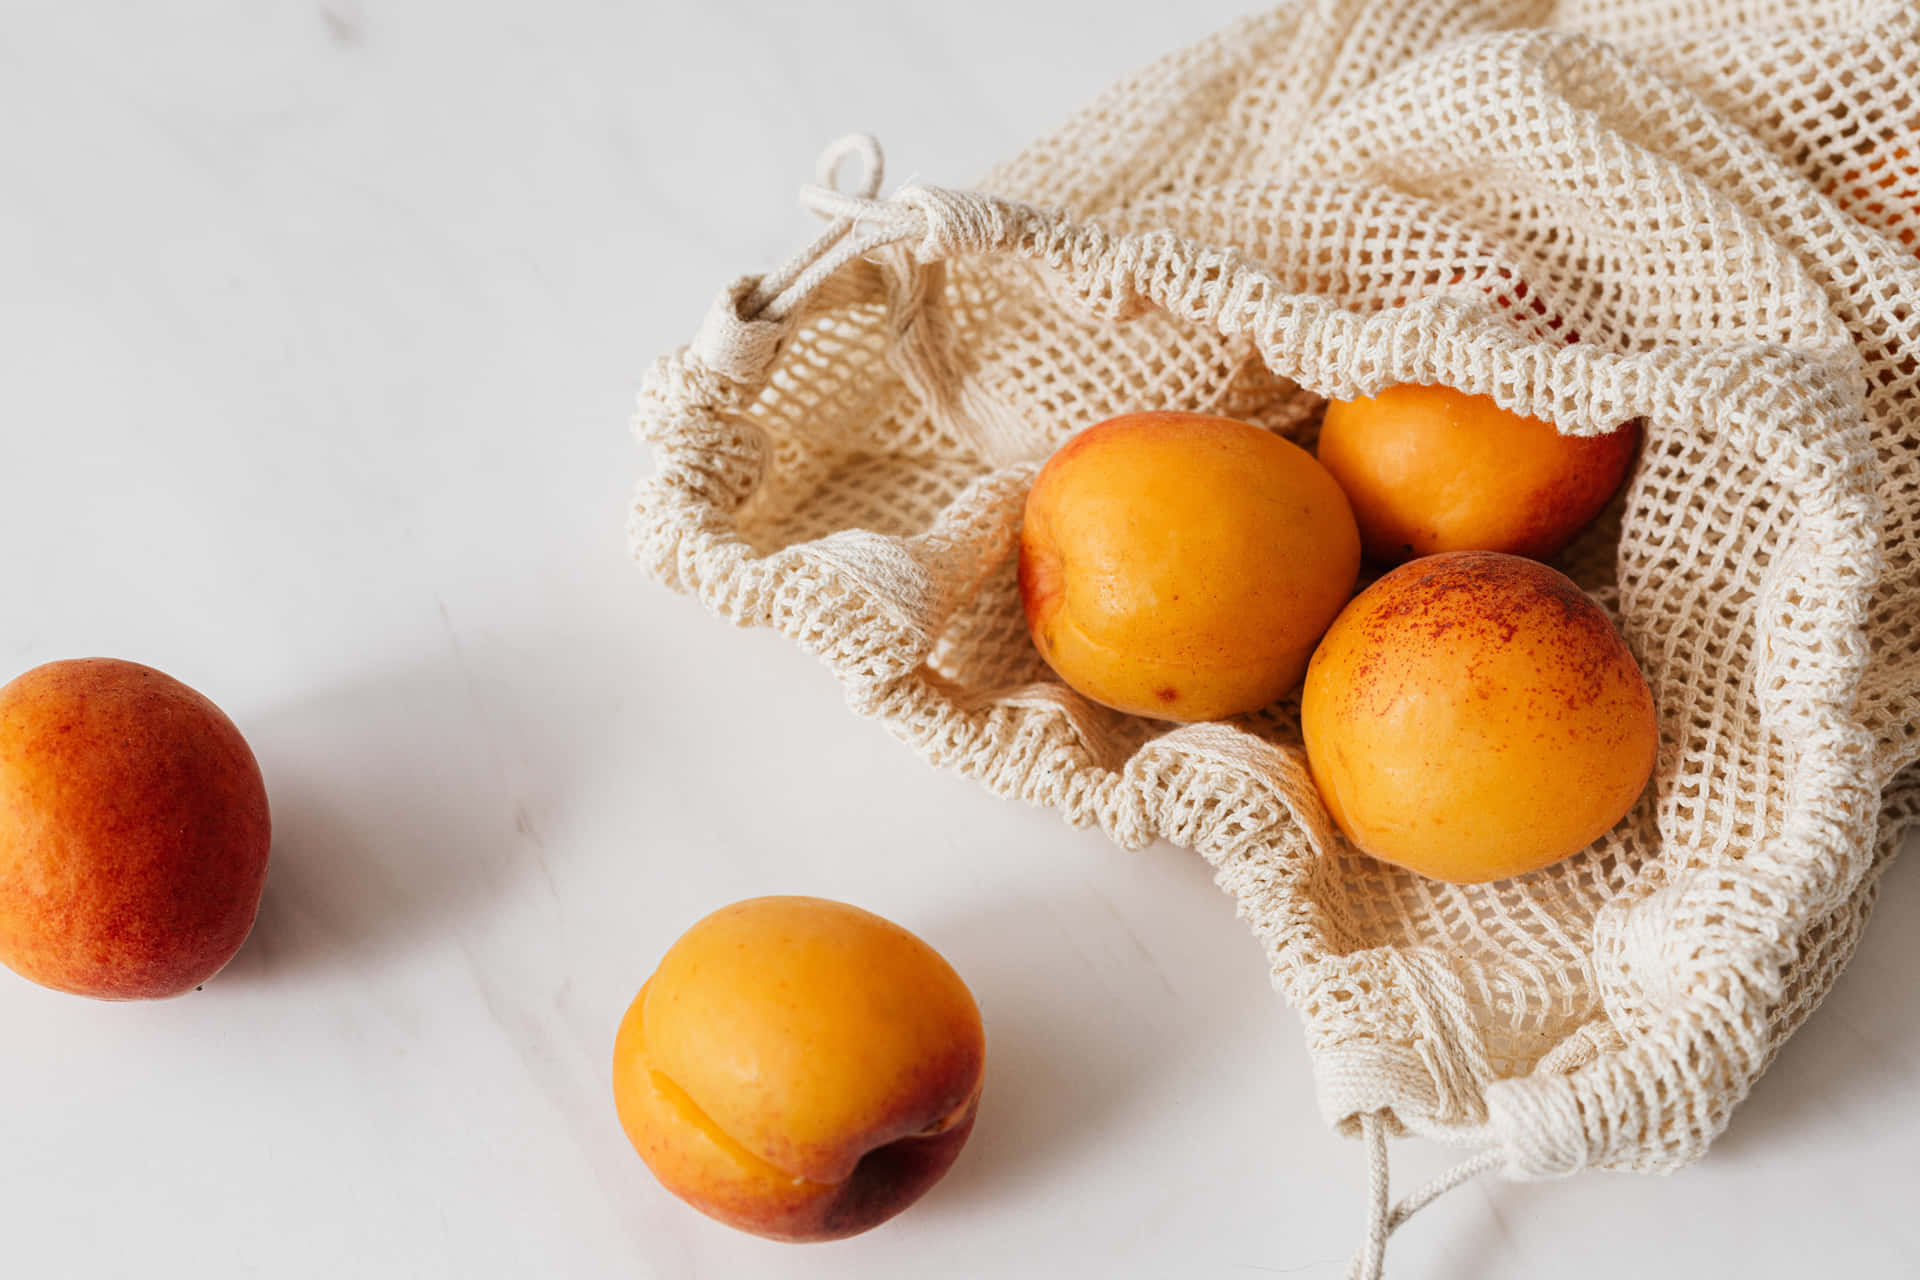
(630, 0, 1920, 1187)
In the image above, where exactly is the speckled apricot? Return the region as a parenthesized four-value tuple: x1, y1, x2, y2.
(1316, 384, 1638, 565)
(612, 897, 983, 1242)
(0, 658, 271, 999)
(1018, 411, 1361, 722)
(1301, 552, 1657, 883)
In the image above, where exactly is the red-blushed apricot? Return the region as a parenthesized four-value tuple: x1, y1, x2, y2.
(0, 658, 271, 999)
(1018, 411, 1361, 722)
(1301, 552, 1657, 883)
(611, 896, 983, 1242)
(1317, 384, 1638, 565)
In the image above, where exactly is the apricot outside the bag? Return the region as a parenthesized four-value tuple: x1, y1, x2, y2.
(612, 897, 983, 1242)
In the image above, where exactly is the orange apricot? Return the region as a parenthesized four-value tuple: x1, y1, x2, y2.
(1828, 145, 1916, 250)
(1301, 552, 1657, 883)
(1019, 411, 1360, 721)
(612, 897, 983, 1242)
(1316, 384, 1638, 565)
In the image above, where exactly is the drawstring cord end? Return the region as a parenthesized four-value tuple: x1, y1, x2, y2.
(1347, 1112, 1506, 1280)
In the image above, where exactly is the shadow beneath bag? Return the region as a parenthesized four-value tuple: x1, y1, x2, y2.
(1710, 847, 1920, 1161)
(212, 639, 597, 991)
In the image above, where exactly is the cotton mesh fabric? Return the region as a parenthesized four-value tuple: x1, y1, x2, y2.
(630, 0, 1920, 1178)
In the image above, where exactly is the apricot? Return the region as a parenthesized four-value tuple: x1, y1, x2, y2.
(1018, 411, 1361, 722)
(1316, 384, 1638, 565)
(1828, 146, 1917, 250)
(1301, 552, 1657, 883)
(0, 658, 271, 999)
(611, 896, 984, 1242)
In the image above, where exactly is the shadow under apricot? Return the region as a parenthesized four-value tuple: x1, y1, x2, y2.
(907, 881, 1259, 1217)
(213, 645, 596, 989)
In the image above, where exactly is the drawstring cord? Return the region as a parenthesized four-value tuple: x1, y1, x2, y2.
(744, 134, 910, 321)
(739, 134, 1023, 324)
(1348, 1113, 1506, 1280)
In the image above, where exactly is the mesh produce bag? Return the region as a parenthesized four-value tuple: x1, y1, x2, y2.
(629, 0, 1920, 1270)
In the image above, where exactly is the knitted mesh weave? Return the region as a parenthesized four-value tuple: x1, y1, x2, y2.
(630, 0, 1920, 1181)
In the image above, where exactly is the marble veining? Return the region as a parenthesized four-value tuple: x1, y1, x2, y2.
(0, 3, 1914, 1277)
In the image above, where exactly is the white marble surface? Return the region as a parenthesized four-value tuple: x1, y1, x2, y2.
(2, 3, 1916, 1277)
